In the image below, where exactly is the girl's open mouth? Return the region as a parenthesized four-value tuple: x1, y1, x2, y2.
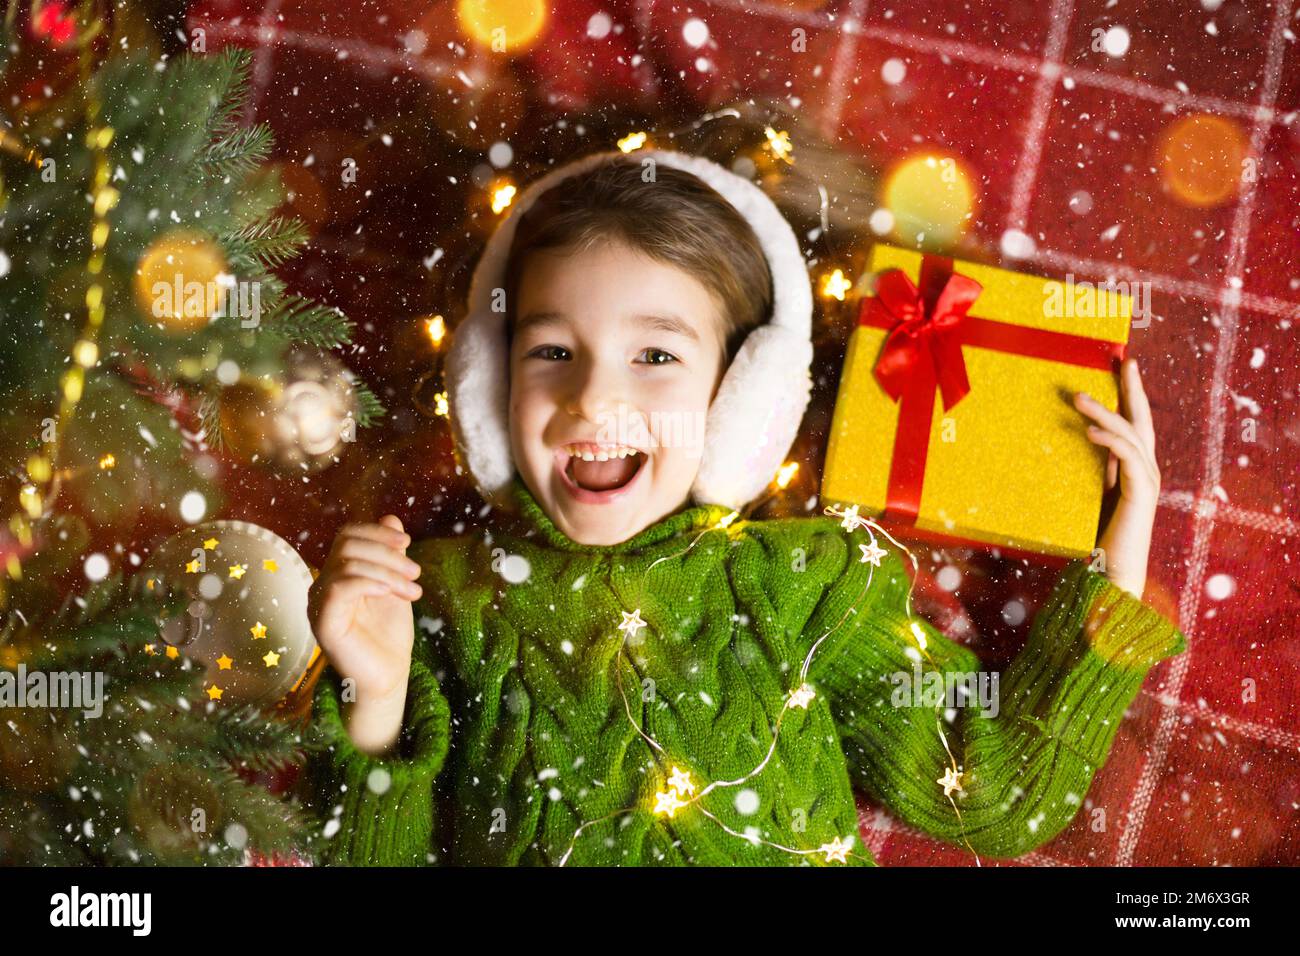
(554, 443, 647, 504)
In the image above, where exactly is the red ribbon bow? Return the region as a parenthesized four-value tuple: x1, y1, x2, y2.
(863, 255, 982, 412)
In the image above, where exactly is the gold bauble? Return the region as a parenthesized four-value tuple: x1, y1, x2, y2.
(134, 229, 229, 331)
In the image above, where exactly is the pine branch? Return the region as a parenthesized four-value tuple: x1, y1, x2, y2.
(350, 379, 386, 428)
(209, 763, 313, 857)
(173, 705, 306, 775)
(222, 215, 309, 272)
(261, 295, 354, 348)
(198, 390, 225, 452)
(195, 47, 254, 141)
(200, 123, 274, 180)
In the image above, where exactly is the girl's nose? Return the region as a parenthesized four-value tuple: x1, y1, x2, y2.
(564, 358, 625, 424)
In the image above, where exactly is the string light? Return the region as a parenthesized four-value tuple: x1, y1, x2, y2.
(555, 490, 984, 866)
(774, 461, 799, 489)
(423, 314, 446, 347)
(712, 509, 740, 530)
(617, 131, 648, 152)
(820, 268, 852, 301)
(763, 126, 794, 164)
(490, 181, 516, 214)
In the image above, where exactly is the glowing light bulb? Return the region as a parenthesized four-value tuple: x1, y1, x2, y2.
(774, 461, 799, 489)
(618, 131, 648, 153)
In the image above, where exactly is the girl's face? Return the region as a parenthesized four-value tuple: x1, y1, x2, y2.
(508, 240, 728, 546)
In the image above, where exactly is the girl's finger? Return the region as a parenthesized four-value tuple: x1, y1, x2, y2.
(332, 537, 422, 579)
(1121, 359, 1157, 453)
(335, 522, 411, 552)
(335, 559, 423, 600)
(1074, 390, 1146, 453)
(1086, 425, 1158, 493)
(1107, 450, 1118, 490)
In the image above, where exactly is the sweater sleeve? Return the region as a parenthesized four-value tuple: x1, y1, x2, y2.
(304, 632, 452, 866)
(801, 527, 1187, 860)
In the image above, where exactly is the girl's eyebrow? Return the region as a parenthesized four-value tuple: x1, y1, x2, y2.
(515, 311, 566, 335)
(517, 310, 701, 343)
(632, 312, 700, 343)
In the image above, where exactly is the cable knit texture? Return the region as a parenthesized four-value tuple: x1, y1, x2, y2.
(305, 476, 1187, 866)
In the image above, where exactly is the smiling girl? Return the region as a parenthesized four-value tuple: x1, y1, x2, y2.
(303, 151, 1184, 866)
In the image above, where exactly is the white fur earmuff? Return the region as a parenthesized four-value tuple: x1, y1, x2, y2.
(443, 148, 814, 511)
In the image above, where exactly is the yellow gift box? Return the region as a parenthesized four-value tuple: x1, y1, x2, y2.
(821, 245, 1131, 559)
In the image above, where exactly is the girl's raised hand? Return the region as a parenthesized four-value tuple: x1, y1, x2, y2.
(307, 515, 422, 755)
(1073, 358, 1161, 599)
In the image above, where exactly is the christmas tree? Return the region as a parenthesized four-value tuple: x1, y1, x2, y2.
(0, 6, 379, 864)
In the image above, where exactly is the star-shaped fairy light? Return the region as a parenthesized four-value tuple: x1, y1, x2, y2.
(820, 268, 852, 301)
(618, 609, 647, 641)
(859, 540, 888, 567)
(763, 125, 794, 163)
(653, 788, 688, 818)
(836, 503, 867, 532)
(262, 650, 280, 668)
(249, 621, 267, 640)
(216, 654, 233, 671)
(787, 683, 817, 709)
(938, 767, 966, 798)
(667, 766, 695, 797)
(228, 563, 247, 579)
(818, 835, 853, 864)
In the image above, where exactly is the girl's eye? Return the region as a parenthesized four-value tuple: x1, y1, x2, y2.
(637, 348, 679, 366)
(527, 345, 570, 361)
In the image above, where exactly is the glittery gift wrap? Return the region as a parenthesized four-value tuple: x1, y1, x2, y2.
(822, 245, 1132, 559)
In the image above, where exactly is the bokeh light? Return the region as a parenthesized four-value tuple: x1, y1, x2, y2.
(456, 0, 548, 53)
(881, 152, 976, 247)
(1156, 113, 1248, 208)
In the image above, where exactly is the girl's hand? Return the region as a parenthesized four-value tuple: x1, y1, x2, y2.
(307, 515, 423, 755)
(1073, 359, 1161, 599)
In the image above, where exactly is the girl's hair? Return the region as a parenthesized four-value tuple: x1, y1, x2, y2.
(501, 155, 773, 363)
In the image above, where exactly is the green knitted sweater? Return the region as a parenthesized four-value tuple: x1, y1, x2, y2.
(305, 476, 1187, 866)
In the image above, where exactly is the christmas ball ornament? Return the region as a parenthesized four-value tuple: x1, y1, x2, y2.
(143, 519, 318, 707)
(218, 346, 361, 472)
(133, 229, 229, 331)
